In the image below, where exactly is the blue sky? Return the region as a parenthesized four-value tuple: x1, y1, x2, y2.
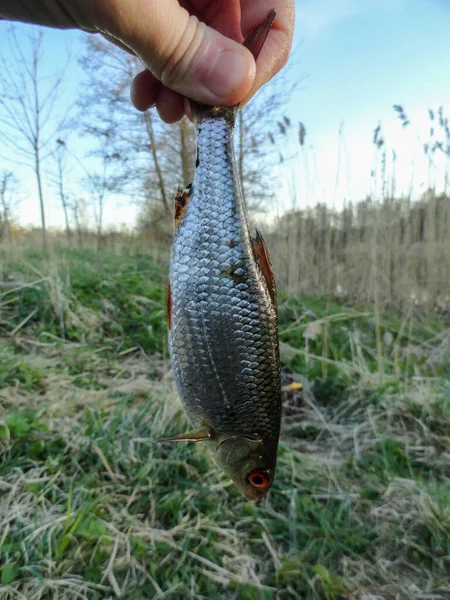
(284, 0, 450, 210)
(1, 0, 450, 227)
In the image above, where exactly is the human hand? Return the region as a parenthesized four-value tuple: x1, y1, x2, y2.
(0, 0, 294, 123)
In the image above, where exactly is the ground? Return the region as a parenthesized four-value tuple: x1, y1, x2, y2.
(0, 248, 449, 599)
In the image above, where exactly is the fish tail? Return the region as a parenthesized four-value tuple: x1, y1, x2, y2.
(243, 9, 276, 63)
(190, 8, 276, 121)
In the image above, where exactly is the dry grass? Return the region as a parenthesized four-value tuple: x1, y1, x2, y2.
(0, 249, 449, 599)
(269, 192, 450, 315)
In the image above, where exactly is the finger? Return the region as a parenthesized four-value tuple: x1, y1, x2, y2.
(240, 0, 294, 104)
(102, 0, 256, 106)
(130, 68, 161, 111)
(101, 32, 137, 57)
(156, 86, 186, 123)
(189, 0, 243, 40)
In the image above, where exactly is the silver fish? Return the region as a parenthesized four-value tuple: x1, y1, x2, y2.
(166, 10, 281, 501)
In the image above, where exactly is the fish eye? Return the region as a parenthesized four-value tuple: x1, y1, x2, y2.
(247, 468, 269, 488)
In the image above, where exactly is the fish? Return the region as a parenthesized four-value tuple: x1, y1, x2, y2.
(164, 10, 281, 501)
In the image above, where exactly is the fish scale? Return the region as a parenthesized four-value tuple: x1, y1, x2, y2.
(169, 113, 281, 443)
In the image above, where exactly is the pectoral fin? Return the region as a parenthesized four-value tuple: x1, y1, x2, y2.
(252, 229, 276, 305)
(157, 426, 215, 443)
(174, 184, 192, 227)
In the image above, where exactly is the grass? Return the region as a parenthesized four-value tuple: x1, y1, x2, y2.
(0, 248, 449, 599)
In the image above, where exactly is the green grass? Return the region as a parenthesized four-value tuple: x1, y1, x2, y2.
(0, 248, 449, 599)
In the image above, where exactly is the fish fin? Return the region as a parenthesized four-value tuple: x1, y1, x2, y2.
(252, 228, 277, 305)
(244, 9, 276, 62)
(174, 183, 192, 227)
(167, 279, 172, 330)
(157, 426, 215, 443)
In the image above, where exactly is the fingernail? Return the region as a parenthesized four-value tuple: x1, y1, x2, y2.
(205, 47, 254, 104)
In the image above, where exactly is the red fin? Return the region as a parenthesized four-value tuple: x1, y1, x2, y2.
(244, 9, 276, 61)
(174, 184, 192, 227)
(252, 229, 276, 305)
(167, 279, 172, 330)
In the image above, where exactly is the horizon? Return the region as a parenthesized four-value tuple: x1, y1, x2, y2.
(0, 0, 449, 230)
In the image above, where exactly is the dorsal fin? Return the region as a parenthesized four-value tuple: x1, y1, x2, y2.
(252, 229, 276, 305)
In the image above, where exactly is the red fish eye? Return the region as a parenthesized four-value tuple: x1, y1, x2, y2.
(248, 469, 269, 488)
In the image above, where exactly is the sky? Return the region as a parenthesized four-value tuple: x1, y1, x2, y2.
(284, 0, 450, 211)
(1, 0, 450, 228)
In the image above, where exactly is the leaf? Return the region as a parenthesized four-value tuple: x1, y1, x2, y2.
(75, 515, 109, 539)
(277, 556, 303, 575)
(5, 413, 30, 438)
(312, 564, 330, 583)
(2, 563, 20, 585)
(26, 566, 44, 582)
(0, 422, 10, 440)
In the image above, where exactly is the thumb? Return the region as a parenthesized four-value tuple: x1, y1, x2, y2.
(107, 0, 256, 106)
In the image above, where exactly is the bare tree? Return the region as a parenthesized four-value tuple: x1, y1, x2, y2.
(71, 196, 87, 248)
(81, 137, 123, 242)
(0, 171, 20, 245)
(77, 33, 296, 241)
(235, 78, 297, 209)
(50, 138, 73, 246)
(179, 118, 194, 185)
(0, 27, 68, 251)
(78, 36, 195, 214)
(142, 110, 170, 211)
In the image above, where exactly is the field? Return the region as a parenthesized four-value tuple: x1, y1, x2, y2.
(0, 248, 449, 599)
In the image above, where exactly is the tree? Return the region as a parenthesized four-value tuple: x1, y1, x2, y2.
(71, 196, 88, 248)
(77, 33, 297, 234)
(0, 171, 20, 245)
(51, 138, 73, 246)
(235, 78, 297, 210)
(77, 36, 177, 212)
(83, 142, 122, 241)
(0, 26, 68, 251)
